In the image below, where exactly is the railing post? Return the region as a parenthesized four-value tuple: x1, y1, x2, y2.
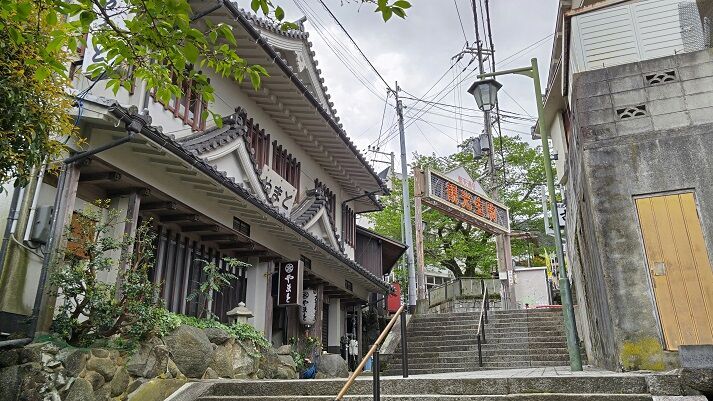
(373, 350, 381, 401)
(482, 315, 486, 344)
(477, 332, 483, 367)
(400, 311, 408, 378)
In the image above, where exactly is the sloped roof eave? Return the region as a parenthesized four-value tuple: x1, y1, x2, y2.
(107, 103, 390, 294)
(221, 1, 390, 196)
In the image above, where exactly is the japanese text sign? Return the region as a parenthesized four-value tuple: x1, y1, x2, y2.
(277, 260, 303, 307)
(260, 166, 297, 217)
(420, 169, 510, 234)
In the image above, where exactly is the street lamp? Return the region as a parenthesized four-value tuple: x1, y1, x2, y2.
(467, 79, 502, 112)
(473, 58, 583, 372)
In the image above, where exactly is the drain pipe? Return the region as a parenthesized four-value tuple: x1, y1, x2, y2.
(0, 186, 23, 290)
(0, 107, 149, 349)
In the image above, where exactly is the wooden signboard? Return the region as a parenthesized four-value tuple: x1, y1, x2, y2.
(277, 260, 303, 307)
(415, 168, 510, 234)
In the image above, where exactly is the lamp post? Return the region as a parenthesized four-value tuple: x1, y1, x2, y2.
(469, 57, 583, 371)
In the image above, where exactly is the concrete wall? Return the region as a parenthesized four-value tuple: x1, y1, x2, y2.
(567, 48, 713, 370)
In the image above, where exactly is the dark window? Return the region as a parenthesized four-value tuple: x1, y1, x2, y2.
(233, 217, 251, 237)
(315, 179, 336, 225)
(272, 141, 301, 191)
(152, 71, 207, 131)
(300, 255, 312, 270)
(342, 206, 356, 247)
(345, 280, 353, 292)
(239, 110, 271, 169)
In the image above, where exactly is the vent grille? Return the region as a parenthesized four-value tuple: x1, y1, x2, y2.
(645, 70, 677, 85)
(617, 105, 647, 119)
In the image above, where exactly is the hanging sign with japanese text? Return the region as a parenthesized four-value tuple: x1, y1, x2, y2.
(260, 166, 297, 217)
(277, 260, 303, 307)
(417, 168, 510, 234)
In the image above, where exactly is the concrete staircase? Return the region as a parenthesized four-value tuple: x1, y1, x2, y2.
(192, 372, 686, 400)
(385, 309, 572, 375)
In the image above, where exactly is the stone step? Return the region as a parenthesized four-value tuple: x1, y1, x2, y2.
(198, 395, 653, 401)
(395, 348, 571, 359)
(204, 375, 652, 396)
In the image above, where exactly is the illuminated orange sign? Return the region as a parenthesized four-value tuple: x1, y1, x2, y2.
(420, 169, 510, 234)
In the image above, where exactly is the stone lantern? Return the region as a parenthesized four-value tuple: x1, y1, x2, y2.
(227, 302, 254, 325)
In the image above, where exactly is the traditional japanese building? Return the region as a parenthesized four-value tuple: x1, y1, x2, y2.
(0, 4, 403, 352)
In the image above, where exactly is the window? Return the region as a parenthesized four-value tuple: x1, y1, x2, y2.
(272, 141, 301, 190)
(314, 179, 336, 225)
(240, 110, 270, 169)
(342, 206, 356, 247)
(153, 72, 207, 131)
(232, 217, 251, 237)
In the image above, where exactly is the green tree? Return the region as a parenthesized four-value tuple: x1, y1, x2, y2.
(370, 135, 551, 279)
(0, 0, 411, 188)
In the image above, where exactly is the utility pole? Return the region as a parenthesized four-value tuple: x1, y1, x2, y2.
(470, 0, 516, 309)
(394, 83, 417, 313)
(413, 167, 426, 301)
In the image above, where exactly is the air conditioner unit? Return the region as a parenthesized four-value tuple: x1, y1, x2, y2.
(29, 205, 54, 244)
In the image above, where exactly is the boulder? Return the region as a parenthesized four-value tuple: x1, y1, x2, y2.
(202, 367, 219, 379)
(316, 354, 348, 378)
(681, 369, 713, 396)
(209, 343, 234, 378)
(680, 344, 713, 397)
(86, 357, 116, 381)
(85, 370, 105, 391)
(232, 340, 259, 378)
(204, 328, 231, 345)
(0, 364, 22, 401)
(57, 348, 89, 377)
(91, 349, 110, 359)
(109, 367, 129, 397)
(164, 325, 213, 378)
(276, 345, 292, 355)
(166, 359, 185, 380)
(126, 341, 169, 379)
(93, 383, 110, 401)
(126, 378, 147, 395)
(65, 377, 94, 401)
(0, 349, 20, 368)
(276, 355, 297, 380)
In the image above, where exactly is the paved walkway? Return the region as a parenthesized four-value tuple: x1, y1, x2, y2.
(381, 366, 660, 379)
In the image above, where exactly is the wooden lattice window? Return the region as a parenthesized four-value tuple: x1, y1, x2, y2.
(272, 141, 301, 190)
(152, 72, 207, 131)
(241, 111, 270, 168)
(315, 179, 336, 225)
(342, 206, 356, 247)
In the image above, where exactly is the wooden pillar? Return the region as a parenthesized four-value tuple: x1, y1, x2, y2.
(357, 306, 363, 358)
(264, 261, 274, 341)
(37, 163, 81, 333)
(115, 191, 141, 299)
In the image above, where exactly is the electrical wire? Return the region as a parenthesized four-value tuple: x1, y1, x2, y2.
(317, 0, 393, 92)
(453, 0, 469, 44)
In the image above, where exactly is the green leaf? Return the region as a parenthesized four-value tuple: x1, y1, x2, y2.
(250, 0, 260, 12)
(46, 10, 58, 26)
(208, 30, 217, 44)
(248, 69, 261, 90)
(34, 66, 50, 81)
(382, 8, 393, 22)
(8, 27, 23, 44)
(392, 7, 406, 19)
(16, 2, 31, 20)
(275, 6, 285, 21)
(212, 112, 223, 128)
(393, 1, 411, 9)
(79, 10, 95, 29)
(219, 25, 236, 46)
(47, 35, 65, 52)
(183, 42, 199, 63)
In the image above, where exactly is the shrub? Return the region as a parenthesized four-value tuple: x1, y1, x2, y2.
(50, 202, 167, 346)
(163, 313, 270, 350)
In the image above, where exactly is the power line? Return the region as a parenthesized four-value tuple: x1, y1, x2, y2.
(453, 0, 469, 43)
(316, 0, 393, 92)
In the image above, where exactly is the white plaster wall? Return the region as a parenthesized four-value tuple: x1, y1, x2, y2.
(548, 113, 567, 183)
(513, 268, 550, 308)
(327, 297, 342, 349)
(245, 260, 271, 335)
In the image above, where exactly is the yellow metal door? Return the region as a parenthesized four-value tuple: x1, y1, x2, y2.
(635, 192, 713, 350)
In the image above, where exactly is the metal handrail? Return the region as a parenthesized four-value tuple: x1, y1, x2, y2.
(476, 282, 489, 367)
(334, 303, 407, 401)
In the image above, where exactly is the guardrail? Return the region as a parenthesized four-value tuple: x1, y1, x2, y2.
(427, 277, 500, 307)
(334, 304, 407, 401)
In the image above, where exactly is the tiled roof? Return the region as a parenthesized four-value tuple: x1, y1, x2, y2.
(108, 103, 388, 292)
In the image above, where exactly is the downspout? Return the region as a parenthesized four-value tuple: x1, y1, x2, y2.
(0, 186, 23, 292)
(0, 108, 149, 349)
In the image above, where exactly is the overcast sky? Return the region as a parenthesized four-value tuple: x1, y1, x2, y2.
(277, 0, 559, 172)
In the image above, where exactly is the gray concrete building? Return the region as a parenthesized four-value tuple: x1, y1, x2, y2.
(544, 0, 713, 370)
